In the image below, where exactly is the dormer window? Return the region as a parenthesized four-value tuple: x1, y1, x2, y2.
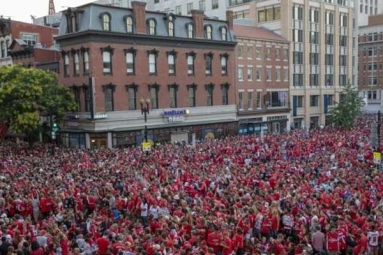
(187, 23, 194, 38)
(205, 25, 212, 40)
(126, 16, 133, 33)
(220, 26, 227, 41)
(168, 21, 174, 36)
(71, 16, 77, 32)
(101, 13, 111, 31)
(147, 19, 156, 35)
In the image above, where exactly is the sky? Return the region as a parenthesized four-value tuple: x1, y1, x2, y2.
(1, 0, 96, 23)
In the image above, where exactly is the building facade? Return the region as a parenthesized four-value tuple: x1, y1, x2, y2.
(234, 24, 290, 135)
(146, 0, 228, 20)
(358, 0, 382, 26)
(56, 2, 237, 149)
(229, 0, 357, 129)
(0, 18, 59, 67)
(358, 14, 383, 111)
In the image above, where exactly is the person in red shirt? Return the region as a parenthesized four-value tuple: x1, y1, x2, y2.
(221, 231, 233, 255)
(326, 225, 340, 255)
(96, 234, 110, 255)
(112, 236, 126, 255)
(232, 228, 244, 255)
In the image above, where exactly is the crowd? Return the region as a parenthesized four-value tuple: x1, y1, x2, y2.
(0, 115, 382, 255)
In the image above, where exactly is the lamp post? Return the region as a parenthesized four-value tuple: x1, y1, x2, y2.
(140, 98, 150, 144)
(378, 110, 381, 153)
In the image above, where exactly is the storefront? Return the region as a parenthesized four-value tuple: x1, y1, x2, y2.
(60, 132, 86, 149)
(239, 115, 288, 135)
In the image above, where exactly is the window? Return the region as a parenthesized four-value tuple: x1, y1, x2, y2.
(266, 91, 288, 108)
(310, 31, 319, 44)
(276, 49, 280, 60)
(238, 45, 244, 58)
(310, 74, 319, 86)
(292, 29, 303, 42)
(221, 27, 227, 41)
(284, 49, 288, 61)
(310, 95, 319, 107)
(220, 54, 228, 75)
(212, 0, 219, 9)
(266, 68, 271, 81)
(256, 68, 262, 81)
(103, 84, 115, 111)
(187, 23, 194, 38)
(102, 50, 112, 74)
(83, 87, 90, 112)
(247, 46, 253, 59)
(64, 54, 70, 76)
(238, 67, 244, 81)
(247, 67, 253, 81)
(292, 5, 303, 20)
(206, 84, 214, 106)
(187, 3, 193, 14)
(205, 53, 213, 75)
(205, 25, 212, 40)
(169, 85, 178, 108)
(82, 50, 89, 75)
(188, 85, 196, 107)
(150, 85, 159, 109)
(339, 75, 347, 86)
(72, 87, 81, 112)
(125, 48, 136, 75)
(222, 84, 229, 105)
(325, 11, 334, 25)
(266, 48, 271, 59)
(167, 51, 176, 75)
(148, 53, 157, 75)
(126, 86, 137, 110)
(325, 54, 334, 66)
(147, 19, 156, 35)
(168, 19, 174, 36)
(256, 47, 262, 59)
(339, 55, 347, 66)
(21, 34, 37, 46)
(293, 74, 303, 86)
(126, 16, 133, 33)
(256, 91, 262, 109)
(187, 52, 196, 75)
(175, 5, 182, 15)
(199, 0, 205, 11)
(310, 8, 319, 23)
(369, 77, 377, 85)
(247, 91, 253, 109)
(70, 15, 77, 33)
(102, 14, 111, 31)
(340, 14, 347, 27)
(0, 42, 4, 58)
(293, 52, 303, 64)
(368, 91, 378, 100)
(284, 69, 288, 81)
(73, 52, 79, 75)
(276, 69, 281, 81)
(325, 74, 333, 86)
(297, 96, 304, 108)
(238, 91, 244, 110)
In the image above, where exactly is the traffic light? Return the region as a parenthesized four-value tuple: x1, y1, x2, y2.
(52, 122, 59, 132)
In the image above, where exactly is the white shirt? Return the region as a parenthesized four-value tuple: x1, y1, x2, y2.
(140, 203, 148, 217)
(149, 205, 159, 219)
(367, 231, 379, 247)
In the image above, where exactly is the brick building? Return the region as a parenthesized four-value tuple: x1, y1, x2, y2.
(56, 1, 237, 148)
(358, 14, 383, 110)
(234, 24, 290, 135)
(0, 18, 59, 67)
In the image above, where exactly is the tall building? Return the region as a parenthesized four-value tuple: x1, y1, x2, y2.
(234, 24, 290, 135)
(0, 18, 59, 66)
(146, 0, 228, 20)
(358, 14, 383, 111)
(56, 2, 237, 149)
(229, 0, 358, 129)
(357, 0, 382, 26)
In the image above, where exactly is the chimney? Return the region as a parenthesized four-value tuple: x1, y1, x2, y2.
(226, 10, 233, 30)
(191, 9, 204, 39)
(132, 1, 147, 34)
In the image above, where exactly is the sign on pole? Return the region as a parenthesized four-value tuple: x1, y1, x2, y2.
(373, 152, 381, 164)
(141, 142, 151, 152)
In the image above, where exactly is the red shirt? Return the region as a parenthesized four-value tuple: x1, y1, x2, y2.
(326, 232, 340, 252)
(96, 237, 110, 255)
(112, 242, 126, 255)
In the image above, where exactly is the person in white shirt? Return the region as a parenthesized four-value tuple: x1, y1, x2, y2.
(140, 198, 149, 226)
(149, 204, 160, 220)
(367, 225, 379, 255)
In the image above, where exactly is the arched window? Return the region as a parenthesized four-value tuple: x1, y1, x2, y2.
(102, 14, 111, 31)
(126, 16, 133, 33)
(147, 19, 156, 35)
(205, 25, 212, 40)
(221, 26, 227, 41)
(168, 21, 174, 36)
(187, 23, 194, 38)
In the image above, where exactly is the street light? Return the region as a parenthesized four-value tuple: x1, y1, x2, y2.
(140, 98, 150, 144)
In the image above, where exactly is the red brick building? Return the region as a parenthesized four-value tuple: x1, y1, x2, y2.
(0, 18, 59, 68)
(358, 14, 383, 109)
(56, 2, 237, 148)
(233, 24, 290, 135)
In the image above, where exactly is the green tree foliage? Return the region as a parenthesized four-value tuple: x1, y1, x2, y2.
(329, 81, 364, 129)
(0, 65, 76, 136)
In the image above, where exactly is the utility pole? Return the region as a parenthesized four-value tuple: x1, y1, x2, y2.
(378, 110, 381, 153)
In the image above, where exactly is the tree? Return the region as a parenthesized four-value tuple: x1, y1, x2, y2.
(0, 65, 76, 139)
(329, 81, 364, 129)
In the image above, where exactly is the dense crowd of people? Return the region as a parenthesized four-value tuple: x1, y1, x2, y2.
(0, 115, 382, 255)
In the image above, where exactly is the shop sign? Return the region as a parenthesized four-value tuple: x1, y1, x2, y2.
(162, 109, 188, 123)
(141, 142, 151, 152)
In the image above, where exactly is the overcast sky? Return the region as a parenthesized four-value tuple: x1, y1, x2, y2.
(1, 0, 96, 23)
